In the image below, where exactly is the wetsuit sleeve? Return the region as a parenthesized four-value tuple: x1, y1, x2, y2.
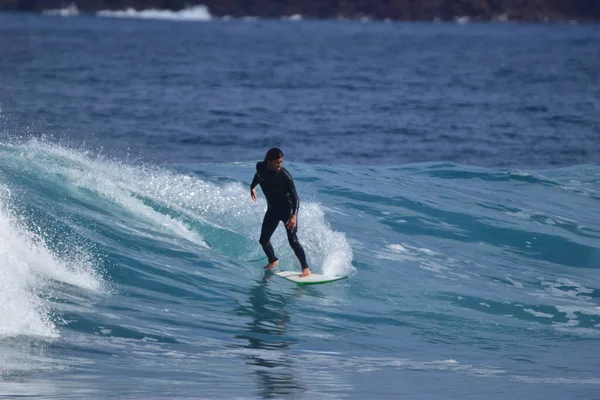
(250, 162, 262, 189)
(250, 173, 260, 189)
(284, 170, 300, 215)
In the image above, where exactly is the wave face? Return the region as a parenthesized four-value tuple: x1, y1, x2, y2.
(0, 139, 598, 398)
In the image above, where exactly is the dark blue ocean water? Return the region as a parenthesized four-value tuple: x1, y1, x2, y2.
(2, 12, 599, 167)
(1, 10, 600, 400)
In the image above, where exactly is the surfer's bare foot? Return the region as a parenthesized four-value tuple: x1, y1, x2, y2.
(264, 260, 279, 270)
(301, 268, 311, 278)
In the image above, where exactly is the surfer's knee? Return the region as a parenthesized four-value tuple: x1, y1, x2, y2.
(288, 237, 303, 251)
(286, 233, 298, 245)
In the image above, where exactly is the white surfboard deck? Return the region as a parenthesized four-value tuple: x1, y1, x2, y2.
(275, 270, 348, 285)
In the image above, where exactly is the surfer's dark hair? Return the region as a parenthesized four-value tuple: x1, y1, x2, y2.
(265, 148, 284, 161)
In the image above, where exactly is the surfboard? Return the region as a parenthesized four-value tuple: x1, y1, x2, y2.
(275, 270, 348, 285)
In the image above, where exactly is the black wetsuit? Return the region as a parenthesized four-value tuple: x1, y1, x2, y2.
(251, 161, 309, 270)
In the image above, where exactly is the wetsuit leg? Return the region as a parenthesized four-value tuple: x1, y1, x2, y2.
(259, 208, 280, 263)
(285, 218, 309, 270)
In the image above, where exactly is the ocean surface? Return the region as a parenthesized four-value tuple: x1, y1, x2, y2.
(1, 10, 600, 399)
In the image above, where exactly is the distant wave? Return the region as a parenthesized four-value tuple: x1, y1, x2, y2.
(283, 14, 303, 21)
(41, 7, 516, 24)
(42, 3, 79, 17)
(96, 5, 212, 21)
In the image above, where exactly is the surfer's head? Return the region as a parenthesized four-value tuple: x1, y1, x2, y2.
(265, 148, 284, 172)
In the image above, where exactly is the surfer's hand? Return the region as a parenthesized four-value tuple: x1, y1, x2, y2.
(251, 188, 257, 202)
(285, 215, 297, 230)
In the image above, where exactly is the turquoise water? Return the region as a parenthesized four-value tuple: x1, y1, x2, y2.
(0, 140, 599, 398)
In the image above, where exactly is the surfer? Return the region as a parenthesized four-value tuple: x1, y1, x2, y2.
(250, 148, 312, 277)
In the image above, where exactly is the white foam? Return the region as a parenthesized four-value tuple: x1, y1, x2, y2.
(388, 243, 408, 253)
(504, 210, 534, 220)
(494, 14, 509, 22)
(12, 140, 210, 249)
(320, 205, 349, 217)
(556, 278, 594, 294)
(97, 5, 212, 21)
(296, 203, 355, 277)
(420, 262, 449, 273)
(509, 171, 532, 177)
(380, 243, 453, 277)
(283, 14, 303, 21)
(523, 308, 554, 319)
(0, 186, 102, 339)
(553, 319, 579, 327)
(386, 243, 438, 256)
(42, 3, 79, 17)
(511, 375, 600, 384)
(556, 305, 600, 317)
(532, 278, 595, 302)
(506, 277, 524, 288)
